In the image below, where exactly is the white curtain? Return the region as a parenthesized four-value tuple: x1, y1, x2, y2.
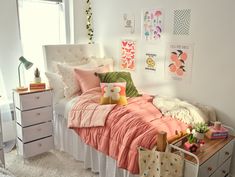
(0, 68, 16, 143)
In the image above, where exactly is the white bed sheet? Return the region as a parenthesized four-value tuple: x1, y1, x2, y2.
(53, 96, 137, 177)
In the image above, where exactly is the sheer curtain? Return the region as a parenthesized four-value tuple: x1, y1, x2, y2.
(18, 0, 66, 84)
(0, 68, 16, 144)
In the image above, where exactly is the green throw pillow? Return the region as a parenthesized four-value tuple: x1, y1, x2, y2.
(96, 72, 140, 97)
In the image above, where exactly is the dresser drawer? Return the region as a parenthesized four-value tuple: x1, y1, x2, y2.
(17, 122, 53, 143)
(211, 157, 231, 177)
(17, 136, 54, 158)
(218, 140, 234, 166)
(16, 106, 52, 127)
(14, 91, 52, 111)
(198, 151, 219, 177)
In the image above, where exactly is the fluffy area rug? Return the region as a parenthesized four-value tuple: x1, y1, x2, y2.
(4, 150, 99, 177)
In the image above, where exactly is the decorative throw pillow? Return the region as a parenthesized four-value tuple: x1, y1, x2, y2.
(74, 64, 111, 93)
(100, 82, 127, 105)
(57, 61, 98, 98)
(96, 72, 139, 97)
(45, 72, 64, 103)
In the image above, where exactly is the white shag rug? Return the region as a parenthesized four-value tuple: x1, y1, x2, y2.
(4, 150, 99, 177)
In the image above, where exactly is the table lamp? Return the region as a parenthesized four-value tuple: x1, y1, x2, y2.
(17, 56, 33, 91)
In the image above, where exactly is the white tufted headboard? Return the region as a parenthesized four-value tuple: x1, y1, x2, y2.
(42, 44, 104, 72)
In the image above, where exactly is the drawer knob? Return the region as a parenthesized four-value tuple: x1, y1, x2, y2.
(207, 167, 213, 171)
(37, 128, 42, 132)
(225, 151, 230, 155)
(38, 143, 42, 147)
(35, 96, 40, 100)
(36, 113, 41, 116)
(222, 170, 226, 174)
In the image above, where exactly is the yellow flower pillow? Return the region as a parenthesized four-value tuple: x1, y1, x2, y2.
(100, 82, 127, 105)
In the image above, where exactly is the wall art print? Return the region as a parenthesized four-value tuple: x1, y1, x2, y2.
(122, 13, 135, 34)
(145, 53, 157, 71)
(142, 9, 164, 40)
(173, 9, 191, 35)
(120, 40, 136, 70)
(165, 43, 194, 82)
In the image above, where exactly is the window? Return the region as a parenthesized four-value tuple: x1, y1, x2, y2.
(0, 68, 5, 99)
(18, 0, 66, 83)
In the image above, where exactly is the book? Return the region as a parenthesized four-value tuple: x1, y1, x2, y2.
(206, 126, 228, 139)
(30, 83, 46, 90)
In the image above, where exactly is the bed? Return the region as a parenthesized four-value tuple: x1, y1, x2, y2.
(43, 44, 141, 177)
(42, 44, 211, 177)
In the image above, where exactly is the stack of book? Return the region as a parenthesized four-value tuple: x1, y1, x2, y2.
(206, 126, 228, 139)
(30, 83, 46, 90)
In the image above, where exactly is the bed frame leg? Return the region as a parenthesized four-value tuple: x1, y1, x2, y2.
(157, 131, 167, 152)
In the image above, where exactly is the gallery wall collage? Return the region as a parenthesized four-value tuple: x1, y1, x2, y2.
(120, 8, 193, 83)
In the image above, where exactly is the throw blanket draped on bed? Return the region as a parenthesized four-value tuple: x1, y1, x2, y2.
(68, 87, 116, 128)
(68, 88, 188, 174)
(153, 96, 210, 124)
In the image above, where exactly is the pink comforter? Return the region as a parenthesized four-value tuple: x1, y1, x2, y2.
(68, 88, 116, 128)
(69, 89, 188, 174)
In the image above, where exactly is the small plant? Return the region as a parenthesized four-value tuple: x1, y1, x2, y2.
(187, 133, 197, 144)
(186, 128, 197, 144)
(34, 68, 40, 78)
(194, 122, 209, 133)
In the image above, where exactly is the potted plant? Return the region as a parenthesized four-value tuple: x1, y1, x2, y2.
(34, 68, 41, 83)
(194, 122, 209, 140)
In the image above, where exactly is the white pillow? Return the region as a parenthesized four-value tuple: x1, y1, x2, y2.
(45, 72, 64, 103)
(57, 61, 98, 98)
(51, 57, 92, 73)
(90, 57, 114, 71)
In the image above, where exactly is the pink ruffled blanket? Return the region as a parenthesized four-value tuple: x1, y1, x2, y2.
(69, 88, 188, 174)
(68, 87, 116, 128)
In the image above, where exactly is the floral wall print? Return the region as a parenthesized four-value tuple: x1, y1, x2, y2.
(142, 9, 164, 40)
(120, 40, 136, 70)
(122, 13, 135, 34)
(173, 9, 191, 35)
(145, 53, 157, 71)
(165, 43, 194, 82)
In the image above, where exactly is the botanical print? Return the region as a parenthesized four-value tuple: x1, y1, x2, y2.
(120, 40, 136, 70)
(165, 43, 193, 82)
(122, 13, 135, 34)
(142, 9, 164, 40)
(173, 9, 191, 35)
(145, 53, 157, 71)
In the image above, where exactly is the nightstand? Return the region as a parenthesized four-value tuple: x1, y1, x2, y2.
(13, 88, 54, 158)
(172, 135, 234, 177)
(0, 108, 5, 166)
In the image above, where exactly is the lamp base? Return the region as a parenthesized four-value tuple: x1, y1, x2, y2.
(16, 86, 28, 92)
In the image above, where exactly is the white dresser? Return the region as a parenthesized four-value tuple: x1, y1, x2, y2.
(13, 89, 54, 158)
(0, 108, 5, 166)
(174, 136, 234, 177)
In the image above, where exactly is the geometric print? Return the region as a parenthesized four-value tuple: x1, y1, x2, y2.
(173, 9, 191, 35)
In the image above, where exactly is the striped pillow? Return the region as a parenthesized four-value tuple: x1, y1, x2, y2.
(96, 72, 139, 97)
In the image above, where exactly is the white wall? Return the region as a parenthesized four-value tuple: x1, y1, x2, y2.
(74, 0, 235, 174)
(0, 0, 22, 98)
(73, 0, 88, 43)
(75, 0, 235, 127)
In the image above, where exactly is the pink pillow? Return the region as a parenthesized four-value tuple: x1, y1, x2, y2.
(74, 65, 110, 93)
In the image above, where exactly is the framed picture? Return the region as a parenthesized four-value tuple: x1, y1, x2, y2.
(165, 43, 194, 82)
(142, 9, 164, 41)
